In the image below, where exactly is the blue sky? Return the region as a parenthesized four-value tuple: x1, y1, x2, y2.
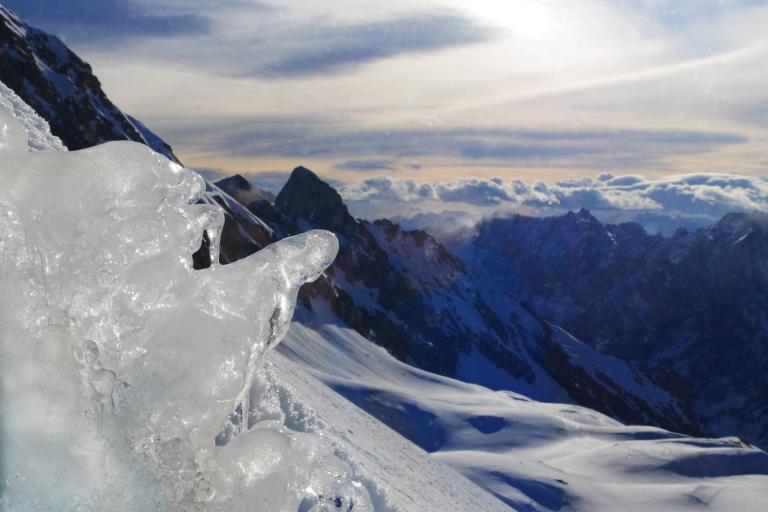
(6, 0, 768, 190)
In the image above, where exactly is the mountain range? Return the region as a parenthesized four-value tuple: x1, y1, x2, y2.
(457, 208, 768, 446)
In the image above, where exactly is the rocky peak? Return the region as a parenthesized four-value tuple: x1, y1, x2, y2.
(215, 174, 275, 207)
(711, 211, 768, 238)
(574, 207, 595, 220)
(607, 221, 649, 245)
(276, 166, 355, 235)
(217, 173, 252, 191)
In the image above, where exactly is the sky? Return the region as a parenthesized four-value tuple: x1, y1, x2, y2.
(5, 0, 768, 223)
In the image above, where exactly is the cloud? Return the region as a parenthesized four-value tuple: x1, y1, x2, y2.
(3, 0, 210, 40)
(12, 2, 494, 77)
(165, 121, 748, 171)
(339, 173, 768, 233)
(254, 14, 495, 77)
(333, 159, 398, 172)
(17, 0, 765, 195)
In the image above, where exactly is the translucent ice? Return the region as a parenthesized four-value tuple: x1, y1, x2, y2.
(0, 91, 366, 511)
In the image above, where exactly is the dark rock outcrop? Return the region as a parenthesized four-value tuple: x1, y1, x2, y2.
(0, 6, 176, 160)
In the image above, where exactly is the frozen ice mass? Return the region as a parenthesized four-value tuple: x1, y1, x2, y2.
(0, 84, 373, 511)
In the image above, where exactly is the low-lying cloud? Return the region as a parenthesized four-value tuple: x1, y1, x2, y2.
(339, 173, 768, 234)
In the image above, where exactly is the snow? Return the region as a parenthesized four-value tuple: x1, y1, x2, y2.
(278, 318, 768, 511)
(269, 355, 509, 512)
(457, 347, 568, 403)
(0, 81, 65, 151)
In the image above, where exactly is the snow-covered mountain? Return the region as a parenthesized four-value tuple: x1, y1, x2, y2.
(0, 5, 176, 159)
(2, 5, 767, 510)
(217, 167, 696, 435)
(454, 209, 768, 448)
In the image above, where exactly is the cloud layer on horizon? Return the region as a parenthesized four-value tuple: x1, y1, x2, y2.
(338, 172, 768, 233)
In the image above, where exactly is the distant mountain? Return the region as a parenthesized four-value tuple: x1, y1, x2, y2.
(457, 209, 768, 447)
(214, 166, 696, 434)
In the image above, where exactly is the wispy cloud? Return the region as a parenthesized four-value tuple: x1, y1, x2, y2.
(23, 2, 495, 78)
(250, 14, 496, 77)
(333, 159, 398, 171)
(165, 121, 748, 171)
(3, 0, 211, 40)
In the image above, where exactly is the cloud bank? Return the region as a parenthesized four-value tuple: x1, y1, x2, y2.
(339, 173, 768, 234)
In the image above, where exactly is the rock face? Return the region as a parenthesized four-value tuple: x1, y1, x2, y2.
(215, 174, 276, 207)
(0, 6, 176, 160)
(461, 209, 768, 447)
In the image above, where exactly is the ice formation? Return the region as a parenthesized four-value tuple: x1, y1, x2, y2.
(0, 91, 372, 511)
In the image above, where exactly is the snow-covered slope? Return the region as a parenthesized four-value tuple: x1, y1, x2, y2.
(262, 354, 510, 511)
(278, 318, 768, 511)
(0, 80, 64, 151)
(457, 209, 768, 448)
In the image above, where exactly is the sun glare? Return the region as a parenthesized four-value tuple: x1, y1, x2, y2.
(462, 0, 559, 40)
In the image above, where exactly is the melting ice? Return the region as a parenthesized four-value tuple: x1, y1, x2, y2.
(0, 85, 371, 511)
